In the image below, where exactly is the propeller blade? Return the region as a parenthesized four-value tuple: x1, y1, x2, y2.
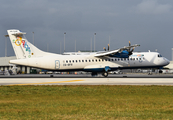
(132, 47, 135, 51)
(129, 41, 131, 46)
(131, 48, 135, 52)
(129, 47, 135, 55)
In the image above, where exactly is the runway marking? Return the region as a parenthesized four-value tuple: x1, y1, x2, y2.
(8, 80, 84, 86)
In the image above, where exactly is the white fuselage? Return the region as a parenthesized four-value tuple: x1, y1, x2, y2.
(10, 52, 170, 72)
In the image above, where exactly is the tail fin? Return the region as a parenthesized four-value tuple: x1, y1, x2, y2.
(7, 29, 54, 59)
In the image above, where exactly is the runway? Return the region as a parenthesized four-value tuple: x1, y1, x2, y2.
(1, 74, 173, 86)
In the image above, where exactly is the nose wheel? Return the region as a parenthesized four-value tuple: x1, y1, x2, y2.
(102, 72, 108, 77)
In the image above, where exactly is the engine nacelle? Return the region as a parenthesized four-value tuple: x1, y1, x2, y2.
(109, 50, 130, 58)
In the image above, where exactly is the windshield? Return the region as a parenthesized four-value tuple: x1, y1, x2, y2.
(158, 54, 162, 57)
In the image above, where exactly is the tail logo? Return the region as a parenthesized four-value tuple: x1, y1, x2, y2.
(14, 37, 32, 58)
(15, 37, 22, 46)
(23, 41, 31, 54)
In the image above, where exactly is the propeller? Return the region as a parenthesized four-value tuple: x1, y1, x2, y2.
(129, 41, 131, 46)
(129, 47, 134, 55)
(128, 41, 134, 55)
(103, 44, 110, 51)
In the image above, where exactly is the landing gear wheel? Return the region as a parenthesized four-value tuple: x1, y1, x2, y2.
(102, 72, 108, 77)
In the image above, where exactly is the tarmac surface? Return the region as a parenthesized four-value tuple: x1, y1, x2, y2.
(1, 74, 173, 86)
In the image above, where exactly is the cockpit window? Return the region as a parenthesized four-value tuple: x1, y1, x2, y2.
(158, 54, 162, 57)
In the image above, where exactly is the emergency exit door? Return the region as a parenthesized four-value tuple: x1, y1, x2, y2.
(55, 60, 60, 69)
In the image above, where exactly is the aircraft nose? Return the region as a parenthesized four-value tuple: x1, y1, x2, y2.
(163, 57, 170, 65)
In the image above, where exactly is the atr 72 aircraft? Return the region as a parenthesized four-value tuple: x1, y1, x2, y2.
(7, 29, 169, 77)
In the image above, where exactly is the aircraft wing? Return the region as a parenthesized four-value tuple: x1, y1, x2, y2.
(94, 44, 140, 57)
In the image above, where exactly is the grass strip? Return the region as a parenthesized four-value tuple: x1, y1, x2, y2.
(0, 85, 173, 119)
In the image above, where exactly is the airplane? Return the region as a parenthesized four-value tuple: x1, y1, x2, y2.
(7, 29, 170, 77)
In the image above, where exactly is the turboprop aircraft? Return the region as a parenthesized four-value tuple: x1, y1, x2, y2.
(7, 29, 169, 77)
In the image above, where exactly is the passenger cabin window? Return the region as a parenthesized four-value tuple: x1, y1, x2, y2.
(85, 60, 87, 62)
(66, 60, 68, 63)
(82, 60, 84, 62)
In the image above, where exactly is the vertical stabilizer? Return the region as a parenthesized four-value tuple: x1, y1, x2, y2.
(7, 29, 55, 59)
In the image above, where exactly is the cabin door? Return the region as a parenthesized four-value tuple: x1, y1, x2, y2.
(55, 60, 60, 69)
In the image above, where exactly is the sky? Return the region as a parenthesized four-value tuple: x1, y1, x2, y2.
(0, 0, 173, 60)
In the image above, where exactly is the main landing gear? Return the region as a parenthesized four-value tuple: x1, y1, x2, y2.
(102, 72, 108, 77)
(91, 72, 109, 77)
(91, 72, 98, 77)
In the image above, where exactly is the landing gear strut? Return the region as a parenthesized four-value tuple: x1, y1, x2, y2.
(50, 74, 54, 77)
(91, 72, 98, 77)
(102, 72, 108, 77)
